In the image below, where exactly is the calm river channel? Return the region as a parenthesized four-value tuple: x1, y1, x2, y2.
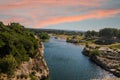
(44, 37, 115, 80)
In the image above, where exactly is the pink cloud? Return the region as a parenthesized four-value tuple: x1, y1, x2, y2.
(34, 9, 120, 28)
(0, 0, 102, 11)
(0, 0, 119, 29)
(1, 9, 120, 28)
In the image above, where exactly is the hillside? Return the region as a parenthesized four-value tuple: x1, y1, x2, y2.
(0, 22, 49, 80)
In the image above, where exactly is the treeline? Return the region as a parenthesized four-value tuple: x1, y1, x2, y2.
(85, 28, 120, 39)
(29, 29, 50, 41)
(99, 28, 120, 38)
(30, 29, 84, 36)
(85, 28, 120, 44)
(0, 22, 38, 76)
(37, 32, 50, 41)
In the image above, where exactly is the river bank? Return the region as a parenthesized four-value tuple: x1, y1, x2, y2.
(82, 46, 120, 77)
(44, 37, 116, 80)
(52, 36, 120, 79)
(0, 36, 49, 80)
(53, 34, 120, 78)
(15, 41, 49, 80)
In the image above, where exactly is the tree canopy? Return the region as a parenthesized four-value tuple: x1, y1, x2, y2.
(85, 30, 98, 38)
(99, 28, 120, 38)
(0, 21, 38, 76)
(38, 32, 50, 41)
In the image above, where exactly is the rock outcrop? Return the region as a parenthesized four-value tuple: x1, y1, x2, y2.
(15, 41, 49, 80)
(82, 47, 120, 77)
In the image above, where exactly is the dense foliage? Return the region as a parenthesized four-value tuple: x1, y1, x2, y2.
(99, 28, 120, 38)
(85, 30, 98, 38)
(29, 29, 84, 36)
(0, 22, 38, 76)
(84, 28, 120, 45)
(85, 28, 120, 39)
(38, 32, 50, 41)
(90, 50, 101, 56)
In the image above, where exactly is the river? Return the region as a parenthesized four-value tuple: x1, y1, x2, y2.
(44, 37, 115, 80)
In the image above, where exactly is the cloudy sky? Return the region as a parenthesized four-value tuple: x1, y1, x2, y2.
(0, 0, 120, 31)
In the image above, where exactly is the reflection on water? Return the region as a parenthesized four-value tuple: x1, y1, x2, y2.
(44, 37, 116, 80)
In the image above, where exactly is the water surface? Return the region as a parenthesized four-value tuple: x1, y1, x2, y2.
(44, 37, 115, 80)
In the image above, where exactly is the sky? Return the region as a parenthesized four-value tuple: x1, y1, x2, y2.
(0, 0, 120, 31)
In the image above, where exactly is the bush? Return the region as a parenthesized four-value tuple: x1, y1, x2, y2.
(90, 50, 101, 56)
(0, 40, 5, 47)
(38, 32, 50, 41)
(0, 55, 17, 76)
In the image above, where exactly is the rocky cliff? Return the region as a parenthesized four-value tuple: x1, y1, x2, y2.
(82, 47, 120, 77)
(0, 38, 49, 80)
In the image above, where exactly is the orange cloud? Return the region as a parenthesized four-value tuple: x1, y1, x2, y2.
(0, 0, 119, 29)
(34, 9, 120, 28)
(1, 9, 120, 28)
(0, 0, 101, 11)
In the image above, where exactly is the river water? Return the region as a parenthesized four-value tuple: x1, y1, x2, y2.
(44, 37, 115, 80)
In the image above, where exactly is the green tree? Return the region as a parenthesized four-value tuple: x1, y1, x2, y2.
(85, 31, 92, 38)
(0, 55, 17, 76)
(85, 30, 98, 38)
(38, 32, 50, 41)
(99, 28, 119, 38)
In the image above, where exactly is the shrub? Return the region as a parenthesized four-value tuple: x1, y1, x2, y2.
(38, 32, 50, 41)
(0, 55, 17, 76)
(0, 40, 5, 47)
(90, 49, 101, 56)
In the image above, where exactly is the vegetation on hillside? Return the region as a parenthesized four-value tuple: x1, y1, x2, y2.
(99, 28, 120, 38)
(38, 32, 50, 41)
(0, 21, 38, 76)
(85, 30, 98, 38)
(90, 50, 101, 56)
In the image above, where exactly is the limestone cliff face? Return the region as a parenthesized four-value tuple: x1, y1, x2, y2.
(1, 38, 49, 80)
(15, 41, 49, 80)
(90, 53, 120, 77)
